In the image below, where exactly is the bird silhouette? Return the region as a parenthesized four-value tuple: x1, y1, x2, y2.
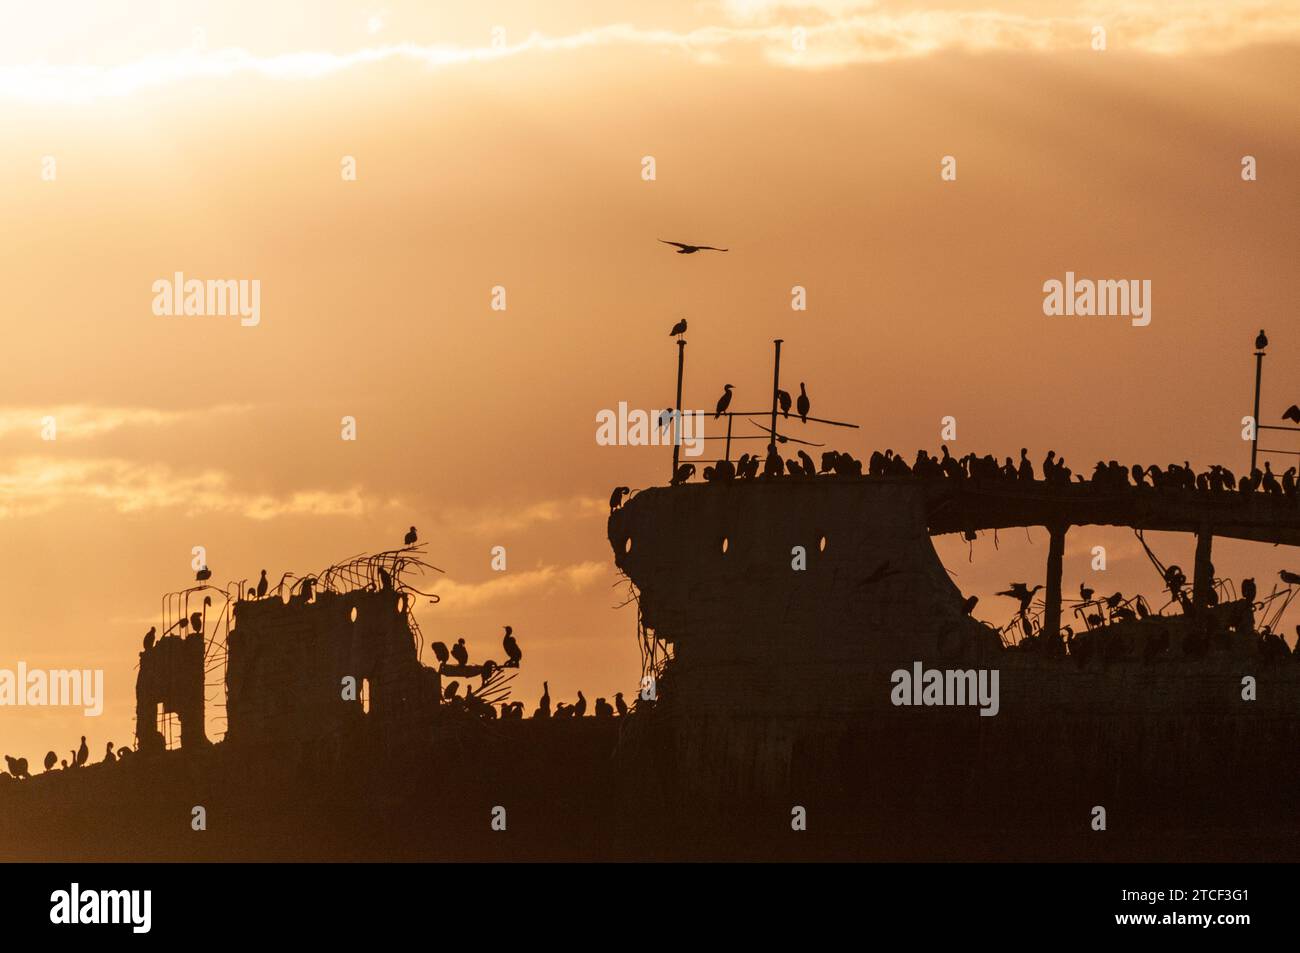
(669, 318, 687, 337)
(615, 692, 628, 716)
(195, 566, 211, 582)
(659, 240, 727, 255)
(672, 463, 696, 485)
(404, 526, 418, 546)
(796, 383, 810, 423)
(961, 595, 979, 615)
(443, 681, 460, 700)
(574, 691, 587, 717)
(535, 680, 551, 718)
(657, 408, 676, 431)
(1079, 583, 1094, 602)
(142, 626, 156, 651)
(1284, 405, 1300, 425)
(996, 583, 1042, 614)
(43, 751, 57, 772)
(189, 611, 203, 636)
(503, 625, 522, 665)
(777, 389, 792, 417)
(75, 736, 88, 768)
(4, 756, 29, 780)
(451, 638, 469, 667)
(609, 486, 631, 512)
(714, 384, 734, 417)
(797, 450, 816, 476)
(1256, 329, 1269, 350)
(256, 569, 268, 599)
(430, 641, 450, 664)
(102, 742, 115, 763)
(1280, 570, 1300, 587)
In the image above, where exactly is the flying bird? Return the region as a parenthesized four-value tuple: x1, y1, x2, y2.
(404, 526, 418, 546)
(659, 240, 727, 255)
(669, 318, 687, 337)
(996, 583, 1042, 614)
(796, 383, 810, 423)
(1284, 405, 1300, 425)
(1256, 329, 1269, 351)
(714, 384, 734, 417)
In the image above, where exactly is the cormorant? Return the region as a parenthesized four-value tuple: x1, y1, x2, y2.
(4, 756, 29, 780)
(997, 583, 1042, 615)
(574, 691, 587, 717)
(195, 566, 211, 582)
(1284, 404, 1300, 425)
(1242, 578, 1257, 602)
(431, 641, 450, 664)
(404, 526, 418, 546)
(1280, 570, 1300, 587)
(378, 566, 393, 590)
(961, 595, 979, 615)
(189, 611, 203, 636)
(102, 742, 115, 763)
(672, 463, 696, 485)
(609, 486, 631, 512)
(714, 384, 734, 417)
(1256, 329, 1269, 350)
(615, 692, 628, 716)
(257, 569, 268, 599)
(796, 383, 810, 423)
(143, 626, 156, 651)
(1079, 583, 1094, 602)
(43, 751, 57, 772)
(536, 680, 551, 718)
(659, 240, 728, 255)
(669, 318, 688, 337)
(798, 450, 816, 476)
(443, 681, 459, 700)
(777, 389, 792, 417)
(595, 697, 614, 718)
(503, 626, 522, 665)
(75, 736, 88, 768)
(451, 638, 469, 667)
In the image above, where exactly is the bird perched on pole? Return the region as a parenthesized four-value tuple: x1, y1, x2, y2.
(502, 626, 522, 666)
(659, 240, 727, 255)
(714, 384, 734, 418)
(669, 318, 687, 338)
(1256, 329, 1269, 351)
(796, 383, 810, 423)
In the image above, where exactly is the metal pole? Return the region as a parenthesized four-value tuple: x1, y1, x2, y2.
(724, 414, 733, 463)
(769, 339, 783, 451)
(672, 339, 686, 481)
(1251, 350, 1264, 473)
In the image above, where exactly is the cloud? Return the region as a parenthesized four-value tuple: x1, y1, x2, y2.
(0, 456, 373, 520)
(431, 561, 611, 612)
(0, 404, 251, 441)
(2, 2, 1296, 102)
(439, 497, 608, 537)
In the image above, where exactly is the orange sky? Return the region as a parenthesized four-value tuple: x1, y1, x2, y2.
(0, 0, 1298, 760)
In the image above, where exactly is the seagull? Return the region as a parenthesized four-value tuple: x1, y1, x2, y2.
(777, 389, 792, 417)
(796, 383, 810, 423)
(404, 526, 418, 546)
(1256, 329, 1269, 351)
(660, 240, 727, 255)
(669, 318, 687, 337)
(1284, 405, 1300, 425)
(714, 384, 734, 417)
(609, 486, 631, 512)
(256, 569, 268, 599)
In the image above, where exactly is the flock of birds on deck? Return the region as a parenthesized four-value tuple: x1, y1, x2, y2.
(4, 735, 133, 781)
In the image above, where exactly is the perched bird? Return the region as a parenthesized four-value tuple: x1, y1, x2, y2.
(195, 565, 212, 582)
(595, 697, 614, 718)
(1256, 329, 1269, 351)
(1280, 569, 1300, 587)
(671, 463, 696, 485)
(256, 569, 268, 599)
(1284, 405, 1300, 425)
(502, 626, 522, 665)
(615, 692, 628, 717)
(657, 408, 675, 432)
(659, 240, 727, 255)
(378, 566, 393, 590)
(43, 751, 57, 773)
(1079, 583, 1094, 602)
(574, 691, 588, 718)
(4, 756, 29, 780)
(451, 638, 469, 667)
(609, 486, 631, 513)
(797, 450, 817, 476)
(777, 389, 792, 417)
(404, 526, 418, 546)
(537, 680, 551, 718)
(189, 611, 203, 636)
(430, 641, 450, 665)
(669, 318, 688, 338)
(1242, 578, 1257, 602)
(443, 681, 460, 700)
(714, 384, 734, 417)
(142, 626, 156, 651)
(102, 742, 115, 763)
(961, 595, 979, 615)
(75, 736, 88, 768)
(796, 383, 810, 423)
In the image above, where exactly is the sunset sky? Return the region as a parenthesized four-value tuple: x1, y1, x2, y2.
(1, 0, 1298, 760)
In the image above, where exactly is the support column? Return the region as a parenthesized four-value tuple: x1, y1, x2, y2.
(1193, 526, 1214, 610)
(1042, 523, 1068, 652)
